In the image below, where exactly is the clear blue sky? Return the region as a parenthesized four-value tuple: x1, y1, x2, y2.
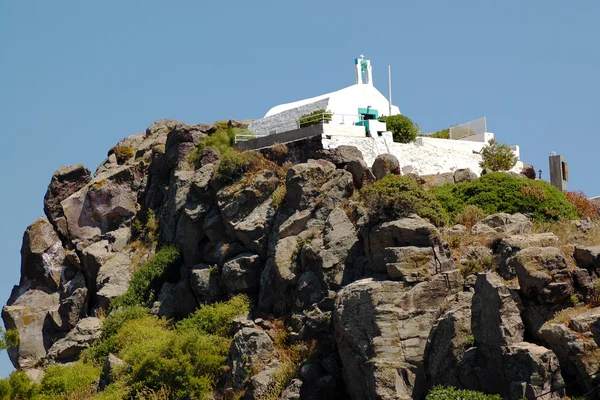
(1, 1, 598, 376)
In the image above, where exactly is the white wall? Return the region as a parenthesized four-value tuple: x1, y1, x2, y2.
(322, 135, 524, 176)
(323, 124, 366, 137)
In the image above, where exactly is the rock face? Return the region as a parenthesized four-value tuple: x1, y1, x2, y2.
(463, 273, 565, 399)
(44, 164, 92, 237)
(5, 118, 590, 399)
(472, 212, 533, 235)
(334, 270, 462, 400)
(47, 317, 102, 362)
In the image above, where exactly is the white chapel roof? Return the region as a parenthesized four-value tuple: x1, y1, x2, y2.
(264, 83, 400, 118)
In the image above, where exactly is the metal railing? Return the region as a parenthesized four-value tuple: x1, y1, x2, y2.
(234, 130, 266, 143)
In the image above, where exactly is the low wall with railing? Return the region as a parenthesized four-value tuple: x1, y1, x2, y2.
(235, 124, 325, 151)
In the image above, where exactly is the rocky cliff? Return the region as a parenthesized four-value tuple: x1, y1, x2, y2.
(3, 119, 600, 399)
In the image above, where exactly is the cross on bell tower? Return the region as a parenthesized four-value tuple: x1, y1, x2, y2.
(355, 54, 373, 85)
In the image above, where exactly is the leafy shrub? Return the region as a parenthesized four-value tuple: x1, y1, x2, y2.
(429, 128, 450, 139)
(455, 205, 485, 229)
(479, 139, 517, 171)
(82, 305, 149, 363)
(434, 173, 578, 223)
(216, 151, 256, 183)
(360, 175, 448, 226)
(176, 294, 250, 337)
(566, 191, 600, 220)
(298, 109, 332, 128)
(0, 371, 38, 399)
(111, 245, 180, 309)
(379, 114, 419, 143)
(38, 362, 100, 397)
(132, 208, 159, 246)
(426, 386, 502, 400)
(110, 145, 135, 164)
(189, 127, 241, 168)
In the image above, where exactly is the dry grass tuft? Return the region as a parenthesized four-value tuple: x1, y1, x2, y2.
(549, 305, 591, 326)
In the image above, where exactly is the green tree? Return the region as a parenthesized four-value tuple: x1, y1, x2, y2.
(479, 139, 517, 171)
(379, 114, 419, 143)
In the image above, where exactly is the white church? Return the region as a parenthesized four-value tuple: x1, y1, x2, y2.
(249, 55, 399, 137)
(245, 56, 523, 176)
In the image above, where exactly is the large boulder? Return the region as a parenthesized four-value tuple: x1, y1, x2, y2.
(512, 247, 573, 304)
(47, 317, 102, 362)
(494, 233, 560, 279)
(60, 165, 142, 244)
(285, 159, 336, 211)
(333, 270, 462, 400)
(540, 322, 600, 394)
(54, 272, 89, 330)
(424, 292, 474, 388)
(153, 280, 197, 320)
(43, 164, 92, 236)
(465, 273, 565, 399)
(226, 319, 274, 390)
(190, 265, 224, 304)
(574, 245, 600, 276)
(20, 218, 66, 291)
(95, 253, 132, 310)
(221, 253, 262, 296)
(472, 272, 524, 347)
(471, 213, 533, 235)
(365, 215, 454, 275)
(2, 289, 60, 369)
(345, 159, 375, 189)
(372, 154, 400, 180)
(300, 208, 360, 292)
(218, 170, 279, 258)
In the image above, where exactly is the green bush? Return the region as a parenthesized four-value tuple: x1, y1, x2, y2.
(429, 128, 450, 139)
(110, 145, 135, 164)
(83, 296, 249, 399)
(298, 109, 332, 128)
(379, 114, 419, 143)
(176, 294, 250, 337)
(82, 305, 149, 364)
(479, 139, 517, 171)
(110, 245, 180, 309)
(360, 175, 448, 226)
(426, 386, 502, 400)
(189, 127, 243, 168)
(0, 371, 38, 399)
(216, 150, 255, 183)
(434, 172, 578, 223)
(38, 362, 100, 397)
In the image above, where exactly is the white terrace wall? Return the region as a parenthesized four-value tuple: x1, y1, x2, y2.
(322, 132, 523, 176)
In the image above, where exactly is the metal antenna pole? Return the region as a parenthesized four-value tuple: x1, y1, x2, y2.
(388, 65, 393, 116)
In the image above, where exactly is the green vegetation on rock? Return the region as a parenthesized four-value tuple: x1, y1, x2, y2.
(426, 386, 502, 400)
(2, 296, 250, 399)
(361, 175, 448, 226)
(433, 172, 578, 223)
(110, 245, 181, 309)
